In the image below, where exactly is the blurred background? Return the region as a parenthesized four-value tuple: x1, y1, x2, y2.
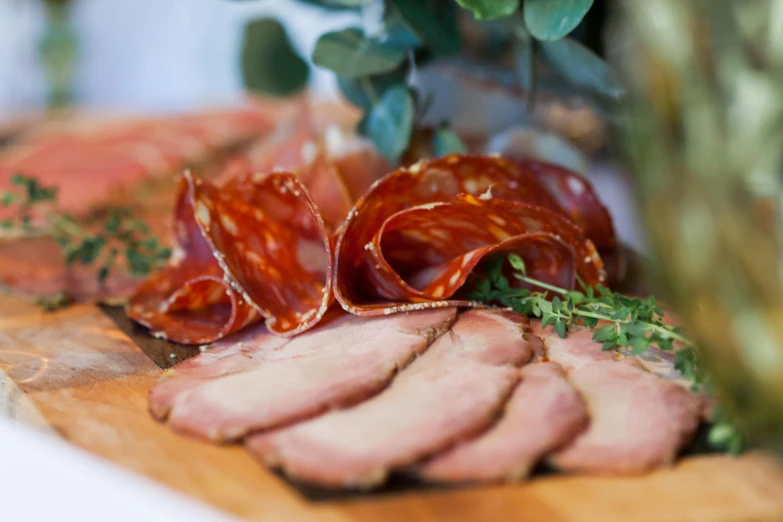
(0, 0, 358, 116)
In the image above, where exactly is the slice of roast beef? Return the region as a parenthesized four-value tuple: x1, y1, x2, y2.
(162, 308, 457, 441)
(148, 323, 290, 420)
(246, 310, 535, 489)
(549, 359, 701, 474)
(417, 362, 588, 483)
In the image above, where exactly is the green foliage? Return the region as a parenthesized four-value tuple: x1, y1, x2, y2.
(389, 0, 461, 55)
(523, 0, 593, 41)
(540, 37, 623, 99)
(367, 85, 415, 162)
(313, 28, 407, 78)
(432, 126, 468, 156)
(455, 0, 519, 21)
(337, 66, 409, 111)
(241, 18, 309, 97)
(0, 175, 170, 303)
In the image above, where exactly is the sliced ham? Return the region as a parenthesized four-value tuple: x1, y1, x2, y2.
(161, 308, 457, 441)
(246, 310, 536, 489)
(148, 323, 290, 420)
(549, 359, 701, 474)
(417, 362, 588, 483)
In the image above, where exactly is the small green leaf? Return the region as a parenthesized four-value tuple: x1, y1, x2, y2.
(552, 296, 562, 313)
(432, 127, 468, 157)
(628, 336, 649, 355)
(242, 18, 310, 97)
(105, 210, 122, 234)
(337, 67, 408, 111)
(367, 85, 415, 162)
(383, 18, 422, 52)
(537, 299, 553, 314)
(508, 253, 526, 272)
(524, 0, 593, 41)
(555, 319, 567, 338)
(390, 0, 461, 55)
(1, 192, 16, 207)
(624, 321, 647, 337)
(539, 37, 623, 99)
(592, 324, 616, 342)
(313, 28, 406, 79)
(456, 0, 519, 20)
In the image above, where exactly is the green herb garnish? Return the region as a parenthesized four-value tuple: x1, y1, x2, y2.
(0, 174, 170, 293)
(471, 253, 745, 453)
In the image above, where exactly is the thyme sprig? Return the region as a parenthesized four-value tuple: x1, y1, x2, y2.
(0, 174, 170, 286)
(471, 253, 744, 453)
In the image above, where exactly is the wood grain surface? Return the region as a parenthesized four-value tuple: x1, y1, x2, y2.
(1, 292, 783, 522)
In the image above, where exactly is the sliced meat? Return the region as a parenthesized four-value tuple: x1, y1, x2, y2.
(534, 321, 693, 388)
(549, 360, 701, 474)
(247, 310, 535, 489)
(417, 362, 588, 483)
(161, 308, 457, 441)
(148, 323, 290, 420)
(533, 322, 616, 370)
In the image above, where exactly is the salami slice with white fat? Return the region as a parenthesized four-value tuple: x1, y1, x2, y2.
(128, 171, 332, 343)
(127, 177, 259, 344)
(514, 159, 617, 251)
(334, 155, 605, 315)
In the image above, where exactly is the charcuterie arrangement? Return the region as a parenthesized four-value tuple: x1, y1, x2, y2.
(116, 127, 706, 489)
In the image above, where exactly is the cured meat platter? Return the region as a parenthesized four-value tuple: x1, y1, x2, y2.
(2, 296, 783, 521)
(2, 106, 783, 521)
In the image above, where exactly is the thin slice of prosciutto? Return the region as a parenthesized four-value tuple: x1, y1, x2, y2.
(417, 362, 588, 483)
(246, 310, 536, 489)
(159, 308, 457, 441)
(549, 359, 701, 474)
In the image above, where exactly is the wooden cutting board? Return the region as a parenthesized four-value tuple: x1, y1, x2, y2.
(2, 293, 783, 522)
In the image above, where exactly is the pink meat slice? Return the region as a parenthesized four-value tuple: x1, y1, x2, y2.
(148, 323, 290, 420)
(533, 322, 693, 388)
(247, 310, 535, 489)
(163, 308, 457, 441)
(549, 359, 701, 474)
(417, 362, 588, 483)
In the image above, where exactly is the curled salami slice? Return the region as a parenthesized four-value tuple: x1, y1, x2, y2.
(129, 170, 332, 342)
(514, 159, 616, 251)
(127, 177, 259, 344)
(337, 192, 603, 314)
(193, 171, 332, 335)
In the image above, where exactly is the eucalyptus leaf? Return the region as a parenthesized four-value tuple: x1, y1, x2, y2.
(390, 0, 461, 55)
(367, 86, 414, 162)
(313, 28, 406, 78)
(241, 18, 309, 96)
(432, 127, 468, 157)
(524, 0, 593, 41)
(456, 0, 519, 21)
(540, 37, 624, 99)
(337, 66, 408, 110)
(384, 19, 422, 52)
